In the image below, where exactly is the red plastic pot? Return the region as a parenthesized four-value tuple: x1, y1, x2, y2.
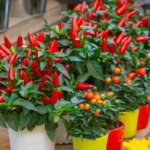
(137, 103, 150, 130)
(107, 121, 124, 150)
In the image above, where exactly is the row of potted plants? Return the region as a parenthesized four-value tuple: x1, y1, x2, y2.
(0, 0, 150, 150)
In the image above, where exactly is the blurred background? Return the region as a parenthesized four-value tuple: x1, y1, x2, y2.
(0, 0, 150, 44)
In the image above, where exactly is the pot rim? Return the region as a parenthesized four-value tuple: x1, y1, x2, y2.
(107, 120, 124, 132)
(140, 103, 150, 108)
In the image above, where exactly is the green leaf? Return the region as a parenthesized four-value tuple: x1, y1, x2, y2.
(58, 39, 70, 46)
(37, 41, 46, 49)
(53, 115, 59, 123)
(0, 110, 6, 128)
(8, 93, 18, 106)
(6, 110, 19, 131)
(55, 52, 66, 57)
(23, 108, 30, 116)
(36, 106, 48, 115)
(55, 64, 70, 79)
(36, 116, 47, 126)
(77, 73, 90, 83)
(13, 98, 37, 111)
(80, 134, 83, 142)
(1, 56, 10, 65)
(60, 117, 69, 134)
(71, 96, 79, 104)
(47, 104, 54, 113)
(86, 60, 104, 81)
(2, 94, 9, 103)
(68, 56, 84, 61)
(40, 61, 47, 71)
(19, 111, 32, 131)
(0, 72, 8, 78)
(59, 86, 74, 93)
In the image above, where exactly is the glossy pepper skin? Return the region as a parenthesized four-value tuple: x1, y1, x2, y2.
(0, 50, 7, 59)
(42, 97, 51, 105)
(135, 19, 144, 27)
(28, 33, 39, 47)
(47, 67, 53, 76)
(0, 44, 11, 55)
(132, 47, 139, 52)
(42, 75, 48, 84)
(0, 96, 5, 103)
(51, 89, 58, 104)
(0, 87, 6, 93)
(116, 5, 126, 16)
(31, 61, 37, 72)
(102, 37, 108, 52)
(26, 49, 32, 61)
(22, 71, 29, 85)
(39, 82, 45, 94)
(87, 10, 92, 22)
(76, 83, 94, 90)
(4, 36, 12, 48)
(36, 47, 42, 62)
(109, 43, 116, 54)
(17, 35, 23, 47)
(58, 91, 62, 100)
(135, 36, 150, 42)
(115, 31, 125, 45)
(8, 65, 15, 83)
(126, 10, 136, 20)
(77, 15, 84, 27)
(8, 52, 18, 64)
(119, 40, 128, 54)
(6, 87, 14, 94)
(52, 72, 59, 87)
(116, 0, 122, 8)
(50, 39, 59, 53)
(37, 31, 44, 43)
(117, 17, 127, 27)
(35, 69, 42, 77)
(22, 58, 28, 67)
(73, 4, 81, 11)
(80, 1, 86, 13)
(58, 21, 65, 29)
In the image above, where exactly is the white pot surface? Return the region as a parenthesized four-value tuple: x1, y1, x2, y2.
(8, 124, 55, 150)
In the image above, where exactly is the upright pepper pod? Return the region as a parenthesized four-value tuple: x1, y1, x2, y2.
(111, 36, 116, 41)
(102, 37, 108, 52)
(26, 49, 32, 61)
(117, 17, 127, 27)
(50, 39, 59, 53)
(73, 4, 81, 11)
(47, 67, 53, 76)
(8, 52, 18, 64)
(58, 21, 65, 29)
(87, 10, 93, 22)
(36, 47, 42, 62)
(31, 61, 37, 72)
(119, 40, 128, 54)
(28, 33, 39, 47)
(92, 0, 99, 8)
(77, 15, 84, 27)
(35, 69, 42, 77)
(109, 43, 116, 55)
(126, 10, 136, 20)
(4, 36, 12, 48)
(52, 72, 59, 87)
(123, 0, 129, 5)
(8, 65, 15, 83)
(80, 1, 86, 13)
(37, 31, 44, 43)
(76, 83, 94, 90)
(103, 28, 109, 40)
(22, 71, 29, 86)
(0, 44, 11, 55)
(116, 0, 122, 8)
(17, 35, 23, 47)
(58, 91, 63, 100)
(127, 36, 132, 45)
(42, 75, 48, 84)
(116, 5, 127, 16)
(22, 58, 28, 67)
(42, 97, 51, 105)
(102, 16, 109, 23)
(51, 89, 58, 104)
(39, 82, 45, 94)
(135, 19, 144, 27)
(0, 50, 7, 59)
(115, 31, 125, 45)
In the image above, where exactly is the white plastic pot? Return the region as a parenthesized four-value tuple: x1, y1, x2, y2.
(8, 125, 55, 150)
(55, 115, 72, 144)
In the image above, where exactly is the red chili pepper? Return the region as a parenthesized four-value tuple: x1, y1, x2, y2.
(46, 59, 50, 68)
(80, 1, 86, 13)
(4, 36, 12, 48)
(115, 31, 125, 45)
(87, 10, 92, 22)
(77, 15, 84, 27)
(31, 61, 37, 72)
(119, 40, 128, 54)
(35, 69, 42, 77)
(51, 89, 58, 104)
(22, 71, 29, 86)
(117, 17, 127, 27)
(76, 83, 94, 90)
(35, 33, 39, 38)
(17, 35, 23, 47)
(139, 3, 144, 7)
(36, 47, 42, 62)
(73, 4, 81, 11)
(135, 36, 150, 42)
(0, 44, 11, 55)
(123, 0, 129, 5)
(111, 36, 116, 41)
(18, 69, 24, 76)
(42, 75, 48, 84)
(58, 21, 65, 29)
(22, 58, 28, 67)
(6, 87, 14, 94)
(39, 82, 45, 94)
(0, 50, 7, 59)
(102, 38, 108, 52)
(37, 31, 44, 43)
(58, 91, 62, 100)
(127, 36, 132, 45)
(103, 28, 109, 40)
(47, 67, 53, 76)
(71, 16, 78, 32)
(50, 39, 59, 53)
(26, 49, 32, 61)
(142, 14, 150, 28)
(8, 52, 17, 64)
(116, 5, 127, 16)
(0, 87, 6, 94)
(102, 16, 109, 23)
(8, 65, 15, 83)
(92, 0, 99, 8)
(42, 97, 50, 105)
(0, 78, 3, 81)
(94, 6, 101, 12)
(28, 33, 39, 47)
(126, 10, 136, 20)
(53, 57, 61, 63)
(52, 72, 59, 87)
(0, 96, 5, 103)
(132, 46, 139, 52)
(122, 37, 128, 43)
(116, 0, 122, 8)
(109, 43, 116, 54)
(135, 19, 144, 27)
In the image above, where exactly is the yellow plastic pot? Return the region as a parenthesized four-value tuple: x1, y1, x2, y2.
(118, 109, 139, 139)
(72, 135, 109, 150)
